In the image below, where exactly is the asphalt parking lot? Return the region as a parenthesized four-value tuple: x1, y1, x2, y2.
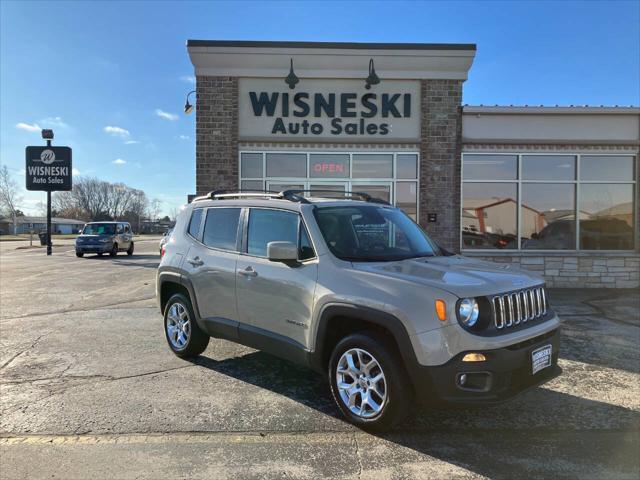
(0, 239, 639, 479)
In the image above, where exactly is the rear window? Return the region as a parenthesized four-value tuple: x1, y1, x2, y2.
(188, 209, 203, 239)
(203, 208, 241, 250)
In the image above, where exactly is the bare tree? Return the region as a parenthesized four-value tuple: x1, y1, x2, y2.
(0, 165, 23, 234)
(52, 176, 148, 224)
(169, 206, 180, 222)
(148, 198, 162, 222)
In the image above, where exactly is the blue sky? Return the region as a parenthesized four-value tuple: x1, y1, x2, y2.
(1, 0, 638, 216)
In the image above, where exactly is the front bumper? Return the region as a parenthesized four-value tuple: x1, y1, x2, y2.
(410, 328, 561, 405)
(76, 243, 112, 253)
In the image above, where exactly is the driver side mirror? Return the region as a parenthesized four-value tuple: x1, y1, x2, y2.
(267, 241, 298, 262)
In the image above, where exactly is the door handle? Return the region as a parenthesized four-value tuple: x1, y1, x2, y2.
(238, 266, 258, 277)
(187, 257, 204, 267)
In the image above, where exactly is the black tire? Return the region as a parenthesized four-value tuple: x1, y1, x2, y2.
(75, 251, 84, 258)
(328, 331, 413, 431)
(127, 242, 134, 256)
(110, 243, 118, 257)
(163, 293, 209, 358)
(97, 252, 103, 257)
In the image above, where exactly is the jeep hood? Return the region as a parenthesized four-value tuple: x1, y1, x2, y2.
(352, 255, 542, 297)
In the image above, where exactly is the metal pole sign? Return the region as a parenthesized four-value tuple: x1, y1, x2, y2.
(25, 143, 72, 255)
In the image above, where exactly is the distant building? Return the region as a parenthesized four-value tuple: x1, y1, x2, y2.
(0, 216, 86, 235)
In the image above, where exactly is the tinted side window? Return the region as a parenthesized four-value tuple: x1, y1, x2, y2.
(248, 209, 298, 257)
(203, 208, 241, 250)
(188, 209, 203, 239)
(299, 225, 315, 260)
(124, 224, 131, 233)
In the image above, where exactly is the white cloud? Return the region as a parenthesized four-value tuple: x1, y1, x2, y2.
(180, 75, 196, 84)
(16, 122, 41, 132)
(41, 116, 68, 128)
(112, 158, 127, 165)
(104, 126, 130, 137)
(155, 109, 179, 121)
(178, 135, 190, 140)
(124, 140, 140, 145)
(72, 168, 81, 176)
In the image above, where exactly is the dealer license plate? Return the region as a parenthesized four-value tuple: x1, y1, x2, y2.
(531, 344, 552, 375)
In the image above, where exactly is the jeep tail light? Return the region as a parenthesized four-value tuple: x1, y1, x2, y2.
(161, 245, 166, 257)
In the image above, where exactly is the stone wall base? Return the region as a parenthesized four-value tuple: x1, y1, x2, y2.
(470, 254, 640, 289)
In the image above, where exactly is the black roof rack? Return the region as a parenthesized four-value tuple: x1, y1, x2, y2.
(282, 189, 390, 205)
(193, 189, 389, 205)
(193, 189, 310, 204)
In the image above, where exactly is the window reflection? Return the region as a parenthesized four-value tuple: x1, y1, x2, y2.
(580, 184, 634, 250)
(397, 154, 418, 179)
(266, 153, 307, 178)
(396, 182, 418, 221)
(352, 154, 393, 178)
(521, 184, 575, 249)
(241, 180, 264, 191)
(522, 155, 575, 181)
(463, 154, 517, 180)
(462, 183, 517, 249)
(580, 156, 635, 181)
(352, 184, 391, 203)
(240, 153, 263, 178)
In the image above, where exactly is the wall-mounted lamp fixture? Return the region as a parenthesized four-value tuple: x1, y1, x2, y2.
(184, 90, 196, 114)
(284, 58, 299, 89)
(365, 58, 380, 90)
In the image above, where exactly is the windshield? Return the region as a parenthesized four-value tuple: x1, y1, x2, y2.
(82, 223, 116, 235)
(314, 205, 439, 262)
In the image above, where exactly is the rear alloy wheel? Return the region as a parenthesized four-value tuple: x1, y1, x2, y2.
(127, 242, 134, 256)
(110, 243, 118, 257)
(163, 293, 209, 358)
(329, 332, 412, 431)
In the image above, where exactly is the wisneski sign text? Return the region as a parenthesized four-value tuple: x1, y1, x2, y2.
(238, 79, 420, 141)
(250, 91, 411, 136)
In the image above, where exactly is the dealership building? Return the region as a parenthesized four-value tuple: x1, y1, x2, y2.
(187, 40, 639, 288)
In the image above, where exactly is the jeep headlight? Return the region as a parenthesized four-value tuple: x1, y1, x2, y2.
(458, 298, 479, 327)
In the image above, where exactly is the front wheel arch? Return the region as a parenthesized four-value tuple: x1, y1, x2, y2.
(311, 305, 417, 375)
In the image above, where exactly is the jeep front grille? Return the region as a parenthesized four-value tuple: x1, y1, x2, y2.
(491, 286, 547, 330)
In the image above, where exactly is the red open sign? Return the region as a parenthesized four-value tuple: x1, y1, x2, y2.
(314, 163, 344, 173)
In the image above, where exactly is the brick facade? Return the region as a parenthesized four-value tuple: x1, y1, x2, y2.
(419, 80, 463, 252)
(195, 76, 239, 195)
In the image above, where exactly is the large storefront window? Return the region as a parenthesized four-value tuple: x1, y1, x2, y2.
(462, 153, 636, 251)
(240, 151, 419, 220)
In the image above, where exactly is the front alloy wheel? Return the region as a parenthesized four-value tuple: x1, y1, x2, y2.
(329, 332, 412, 431)
(336, 348, 387, 418)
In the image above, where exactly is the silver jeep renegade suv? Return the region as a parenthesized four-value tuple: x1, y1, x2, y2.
(157, 190, 561, 430)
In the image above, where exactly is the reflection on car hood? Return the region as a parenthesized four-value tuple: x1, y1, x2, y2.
(352, 255, 542, 297)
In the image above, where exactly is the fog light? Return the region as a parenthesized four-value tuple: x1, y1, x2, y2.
(462, 352, 486, 362)
(458, 373, 467, 385)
